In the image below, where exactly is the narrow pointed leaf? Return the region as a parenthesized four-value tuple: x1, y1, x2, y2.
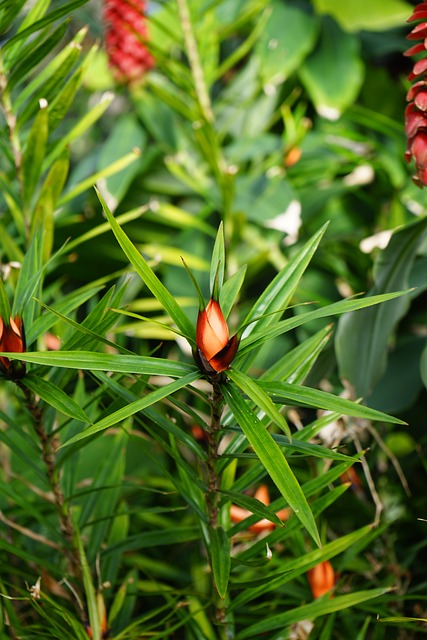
(210, 222, 225, 296)
(210, 526, 231, 599)
(222, 382, 320, 546)
(228, 368, 291, 438)
(96, 188, 195, 340)
(0, 350, 197, 378)
(23, 375, 91, 423)
(258, 380, 405, 424)
(61, 371, 201, 447)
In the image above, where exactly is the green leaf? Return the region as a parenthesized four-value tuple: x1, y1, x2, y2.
(22, 375, 91, 423)
(230, 524, 372, 609)
(237, 290, 411, 360)
(210, 526, 231, 599)
(299, 18, 364, 118)
(1, 350, 197, 377)
(258, 380, 405, 425)
(75, 528, 101, 640)
(222, 382, 320, 546)
(0, 277, 11, 321)
(336, 218, 427, 399)
(61, 371, 201, 447)
(210, 222, 225, 297)
(236, 587, 391, 639)
(220, 264, 247, 320)
(21, 99, 48, 210)
(227, 368, 291, 438)
(256, 0, 319, 86)
(0, 0, 27, 36)
(96, 187, 195, 340)
(220, 490, 284, 528)
(312, 0, 412, 32)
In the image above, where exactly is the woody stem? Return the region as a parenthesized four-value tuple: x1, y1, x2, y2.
(206, 380, 223, 528)
(18, 383, 81, 581)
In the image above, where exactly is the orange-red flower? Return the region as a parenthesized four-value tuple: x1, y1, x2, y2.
(230, 484, 290, 534)
(196, 298, 239, 374)
(0, 316, 26, 379)
(307, 560, 335, 599)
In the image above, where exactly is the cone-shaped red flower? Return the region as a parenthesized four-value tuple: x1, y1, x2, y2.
(307, 560, 335, 599)
(103, 0, 154, 84)
(196, 298, 239, 374)
(405, 2, 427, 186)
(0, 316, 26, 380)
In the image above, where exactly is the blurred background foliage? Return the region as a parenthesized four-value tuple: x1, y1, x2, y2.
(0, 0, 427, 638)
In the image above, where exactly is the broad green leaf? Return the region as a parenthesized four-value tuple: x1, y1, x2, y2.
(336, 217, 427, 399)
(256, 0, 319, 86)
(313, 0, 411, 32)
(228, 368, 291, 438)
(299, 18, 364, 118)
(61, 371, 201, 447)
(1, 350, 197, 378)
(210, 526, 231, 599)
(22, 375, 91, 423)
(236, 587, 391, 638)
(96, 188, 195, 340)
(222, 382, 320, 546)
(258, 380, 405, 425)
(237, 290, 411, 360)
(21, 100, 48, 211)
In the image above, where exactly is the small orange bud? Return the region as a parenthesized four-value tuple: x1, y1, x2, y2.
(230, 484, 290, 534)
(307, 560, 335, 599)
(195, 298, 239, 373)
(0, 316, 26, 379)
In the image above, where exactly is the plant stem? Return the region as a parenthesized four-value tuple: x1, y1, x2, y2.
(206, 379, 223, 528)
(18, 383, 81, 581)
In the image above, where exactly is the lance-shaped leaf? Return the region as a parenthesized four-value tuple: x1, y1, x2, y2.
(222, 382, 320, 546)
(22, 375, 91, 423)
(61, 371, 201, 447)
(257, 380, 405, 425)
(0, 350, 197, 378)
(227, 368, 291, 438)
(210, 526, 231, 599)
(96, 188, 195, 341)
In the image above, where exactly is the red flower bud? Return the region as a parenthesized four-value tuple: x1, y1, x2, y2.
(0, 316, 26, 380)
(196, 298, 239, 373)
(307, 560, 335, 599)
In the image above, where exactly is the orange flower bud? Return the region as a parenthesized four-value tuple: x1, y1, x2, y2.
(0, 316, 26, 380)
(230, 484, 290, 534)
(196, 298, 239, 373)
(307, 560, 335, 599)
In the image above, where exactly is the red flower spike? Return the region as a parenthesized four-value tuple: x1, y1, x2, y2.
(307, 560, 335, 599)
(196, 299, 239, 373)
(103, 0, 154, 84)
(0, 316, 26, 380)
(405, 3, 427, 186)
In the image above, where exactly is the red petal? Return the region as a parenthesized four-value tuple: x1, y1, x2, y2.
(196, 308, 225, 362)
(407, 22, 427, 39)
(406, 81, 427, 101)
(415, 90, 427, 111)
(411, 132, 427, 169)
(208, 334, 239, 372)
(404, 42, 426, 56)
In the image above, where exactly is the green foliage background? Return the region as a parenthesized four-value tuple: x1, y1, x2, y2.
(0, 0, 426, 638)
